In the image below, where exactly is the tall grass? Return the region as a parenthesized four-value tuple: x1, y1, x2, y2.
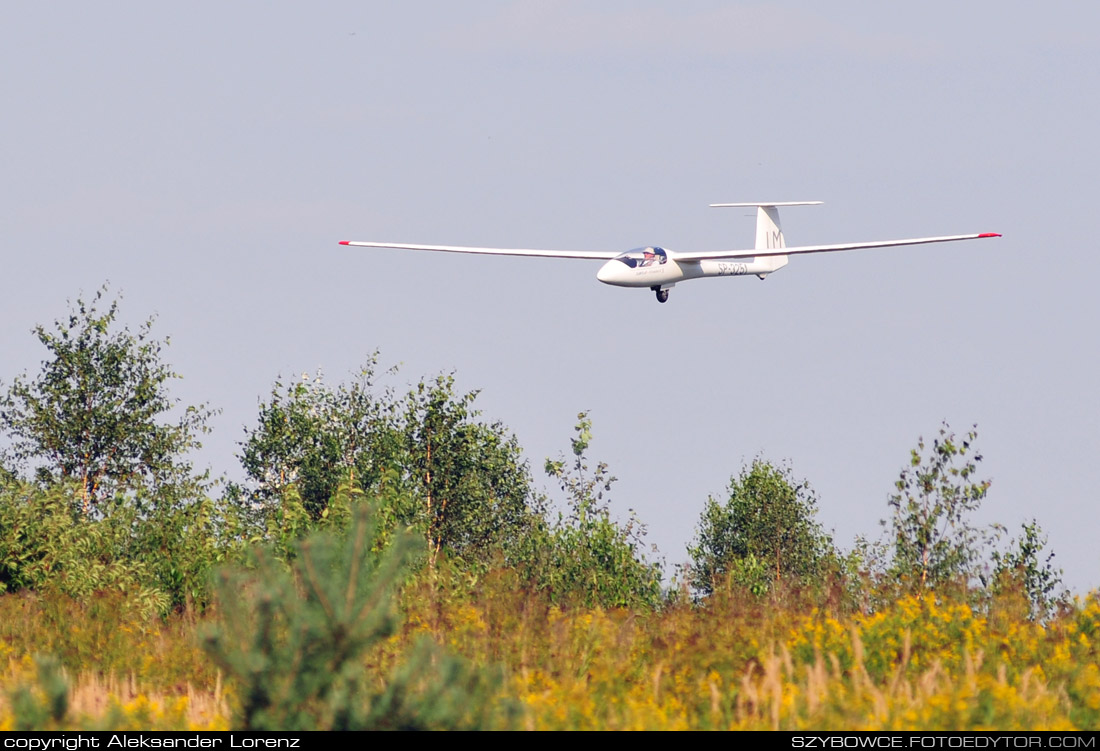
(2, 576, 1097, 730)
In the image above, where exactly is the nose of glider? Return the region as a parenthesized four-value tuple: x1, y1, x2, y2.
(596, 260, 618, 285)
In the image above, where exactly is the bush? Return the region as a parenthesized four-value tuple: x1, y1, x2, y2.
(201, 503, 517, 730)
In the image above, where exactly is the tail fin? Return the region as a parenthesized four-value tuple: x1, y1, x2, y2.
(709, 201, 823, 275)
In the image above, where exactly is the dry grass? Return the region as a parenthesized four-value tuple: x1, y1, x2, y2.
(2, 584, 1098, 730)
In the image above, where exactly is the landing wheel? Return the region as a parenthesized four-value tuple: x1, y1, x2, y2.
(654, 289, 669, 303)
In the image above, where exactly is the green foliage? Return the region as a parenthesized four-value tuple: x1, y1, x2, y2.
(0, 288, 236, 612)
(402, 374, 532, 566)
(237, 366, 534, 568)
(686, 460, 834, 597)
(237, 362, 396, 521)
(137, 492, 247, 611)
(543, 410, 609, 511)
(0, 477, 239, 613)
(723, 553, 772, 597)
(0, 480, 167, 614)
(885, 423, 995, 592)
(992, 520, 1068, 620)
(201, 504, 515, 730)
(7, 654, 70, 731)
(365, 638, 518, 731)
(516, 413, 662, 609)
(0, 286, 214, 514)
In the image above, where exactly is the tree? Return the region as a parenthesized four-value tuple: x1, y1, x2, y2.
(237, 361, 398, 521)
(885, 423, 994, 592)
(0, 471, 239, 613)
(0, 287, 213, 514)
(686, 459, 833, 597)
(514, 412, 662, 609)
(402, 375, 532, 567)
(201, 505, 516, 730)
(237, 366, 534, 566)
(991, 520, 1068, 620)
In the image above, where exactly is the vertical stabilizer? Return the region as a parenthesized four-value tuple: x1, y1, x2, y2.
(755, 205, 784, 251)
(755, 206, 788, 274)
(709, 201, 823, 275)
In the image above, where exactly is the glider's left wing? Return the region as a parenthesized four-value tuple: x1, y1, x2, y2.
(673, 233, 1001, 262)
(339, 241, 618, 261)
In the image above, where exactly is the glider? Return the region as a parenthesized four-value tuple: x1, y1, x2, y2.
(340, 202, 1000, 303)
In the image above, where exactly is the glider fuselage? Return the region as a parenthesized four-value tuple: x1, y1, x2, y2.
(595, 247, 782, 288)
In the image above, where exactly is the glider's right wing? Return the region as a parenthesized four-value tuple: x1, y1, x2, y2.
(672, 233, 1002, 262)
(339, 241, 618, 261)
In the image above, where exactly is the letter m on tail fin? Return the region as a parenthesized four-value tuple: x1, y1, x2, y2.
(709, 201, 824, 274)
(755, 206, 789, 273)
(756, 205, 785, 250)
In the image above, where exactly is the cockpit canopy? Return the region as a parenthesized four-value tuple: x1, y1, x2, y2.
(612, 247, 668, 268)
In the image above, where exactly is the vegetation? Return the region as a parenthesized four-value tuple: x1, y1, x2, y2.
(236, 367, 534, 569)
(1, 575, 1096, 730)
(400, 374, 533, 567)
(686, 459, 836, 597)
(884, 424, 995, 593)
(516, 412, 663, 609)
(0, 289, 1084, 730)
(0, 286, 214, 515)
(236, 363, 393, 521)
(992, 520, 1068, 621)
(201, 505, 515, 730)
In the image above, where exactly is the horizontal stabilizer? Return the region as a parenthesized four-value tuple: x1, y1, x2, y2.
(709, 201, 824, 208)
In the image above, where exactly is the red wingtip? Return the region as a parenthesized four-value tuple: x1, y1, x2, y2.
(339, 240, 350, 245)
(978, 233, 1001, 238)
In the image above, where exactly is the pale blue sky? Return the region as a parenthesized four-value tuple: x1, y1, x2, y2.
(3, 2, 1097, 591)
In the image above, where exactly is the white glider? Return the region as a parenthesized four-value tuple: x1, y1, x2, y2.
(340, 202, 1000, 303)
